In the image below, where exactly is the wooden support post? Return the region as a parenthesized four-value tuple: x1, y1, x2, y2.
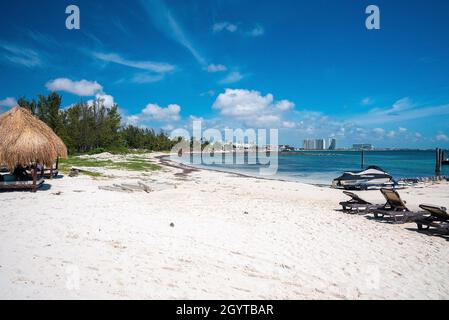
(361, 149, 365, 170)
(436, 148, 442, 176)
(32, 166, 37, 192)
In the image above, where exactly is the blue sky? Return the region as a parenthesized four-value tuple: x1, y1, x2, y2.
(0, 0, 449, 148)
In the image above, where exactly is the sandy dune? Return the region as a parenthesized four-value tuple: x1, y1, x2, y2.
(0, 153, 448, 299)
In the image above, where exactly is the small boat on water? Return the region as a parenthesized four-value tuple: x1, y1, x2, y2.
(332, 166, 394, 190)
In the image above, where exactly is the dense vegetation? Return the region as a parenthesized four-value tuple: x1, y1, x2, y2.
(17, 92, 179, 154)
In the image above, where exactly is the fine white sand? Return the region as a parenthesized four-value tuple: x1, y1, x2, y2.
(0, 152, 448, 300)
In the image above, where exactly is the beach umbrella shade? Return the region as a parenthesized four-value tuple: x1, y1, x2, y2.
(0, 106, 68, 171)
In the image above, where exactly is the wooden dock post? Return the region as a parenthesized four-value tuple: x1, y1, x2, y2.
(436, 148, 442, 176)
(361, 149, 365, 170)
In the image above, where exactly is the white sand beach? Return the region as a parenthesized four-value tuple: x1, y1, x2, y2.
(0, 152, 448, 300)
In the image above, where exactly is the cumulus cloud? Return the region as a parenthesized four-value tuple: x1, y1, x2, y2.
(436, 133, 449, 142)
(0, 97, 17, 108)
(126, 103, 181, 126)
(282, 121, 296, 129)
(206, 64, 227, 72)
(219, 71, 244, 84)
(275, 100, 295, 111)
(46, 78, 103, 96)
(88, 93, 115, 108)
(142, 104, 181, 121)
(212, 89, 294, 127)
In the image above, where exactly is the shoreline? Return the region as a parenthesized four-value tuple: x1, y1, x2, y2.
(160, 153, 449, 189)
(155, 154, 328, 186)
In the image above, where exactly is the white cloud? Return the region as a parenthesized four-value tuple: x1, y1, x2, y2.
(127, 103, 181, 126)
(350, 97, 449, 125)
(0, 42, 43, 68)
(88, 93, 115, 108)
(212, 89, 294, 128)
(219, 71, 244, 84)
(213, 89, 273, 118)
(213, 22, 238, 33)
(399, 127, 408, 133)
(386, 130, 396, 138)
(46, 78, 103, 96)
(140, 0, 206, 65)
(142, 104, 181, 121)
(253, 115, 280, 127)
(0, 97, 17, 108)
(436, 133, 449, 142)
(162, 124, 175, 131)
(93, 52, 175, 73)
(282, 121, 296, 129)
(248, 25, 264, 37)
(131, 73, 165, 84)
(206, 64, 227, 72)
(213, 22, 264, 37)
(200, 90, 215, 97)
(361, 97, 373, 105)
(275, 100, 295, 111)
(372, 128, 386, 136)
(126, 115, 140, 125)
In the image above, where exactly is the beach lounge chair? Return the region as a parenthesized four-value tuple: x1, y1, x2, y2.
(415, 204, 449, 234)
(0, 176, 44, 192)
(339, 191, 375, 214)
(371, 188, 425, 224)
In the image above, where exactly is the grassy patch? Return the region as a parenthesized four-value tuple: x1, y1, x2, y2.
(110, 160, 161, 172)
(60, 157, 114, 168)
(79, 170, 103, 177)
(59, 155, 161, 174)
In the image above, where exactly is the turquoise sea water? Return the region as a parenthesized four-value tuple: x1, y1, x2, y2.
(178, 150, 449, 185)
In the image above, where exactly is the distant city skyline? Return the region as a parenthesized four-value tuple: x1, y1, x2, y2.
(0, 0, 449, 148)
(303, 138, 337, 150)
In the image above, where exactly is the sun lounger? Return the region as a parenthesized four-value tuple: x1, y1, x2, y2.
(371, 188, 426, 224)
(415, 204, 449, 233)
(339, 191, 376, 214)
(0, 177, 44, 192)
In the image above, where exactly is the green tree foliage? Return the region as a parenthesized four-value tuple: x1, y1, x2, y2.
(16, 92, 178, 154)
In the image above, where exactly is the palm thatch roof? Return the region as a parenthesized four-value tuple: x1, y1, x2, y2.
(0, 106, 68, 170)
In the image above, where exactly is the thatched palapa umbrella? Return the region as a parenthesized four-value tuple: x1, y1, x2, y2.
(0, 106, 68, 172)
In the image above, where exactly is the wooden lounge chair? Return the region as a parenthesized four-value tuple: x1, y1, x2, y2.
(0, 177, 44, 192)
(339, 191, 375, 214)
(415, 204, 449, 234)
(371, 188, 425, 224)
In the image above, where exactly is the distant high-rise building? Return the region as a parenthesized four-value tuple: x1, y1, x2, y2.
(328, 138, 337, 150)
(353, 144, 374, 151)
(315, 139, 326, 150)
(303, 139, 316, 150)
(303, 138, 335, 150)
